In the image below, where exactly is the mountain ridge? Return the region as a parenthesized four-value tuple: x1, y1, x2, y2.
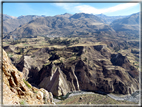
(4, 13, 116, 39)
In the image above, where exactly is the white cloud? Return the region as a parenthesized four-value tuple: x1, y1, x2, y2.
(55, 3, 80, 13)
(55, 3, 71, 10)
(55, 2, 139, 15)
(75, 3, 139, 14)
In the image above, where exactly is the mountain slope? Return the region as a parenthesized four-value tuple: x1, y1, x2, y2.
(0, 14, 17, 21)
(55, 13, 72, 18)
(110, 12, 139, 38)
(4, 13, 116, 39)
(96, 14, 128, 24)
(3, 15, 46, 34)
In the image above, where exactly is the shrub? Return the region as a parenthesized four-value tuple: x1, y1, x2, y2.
(84, 57, 87, 62)
(31, 55, 35, 58)
(114, 46, 120, 52)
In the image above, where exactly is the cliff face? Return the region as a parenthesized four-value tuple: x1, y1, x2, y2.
(2, 49, 55, 105)
(37, 45, 139, 96)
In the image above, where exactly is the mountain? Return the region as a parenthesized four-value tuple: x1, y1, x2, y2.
(0, 14, 17, 21)
(3, 15, 46, 34)
(4, 13, 116, 39)
(96, 14, 128, 24)
(55, 13, 72, 18)
(110, 12, 139, 38)
(69, 13, 103, 22)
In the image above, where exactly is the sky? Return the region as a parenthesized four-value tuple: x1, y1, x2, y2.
(2, 0, 140, 17)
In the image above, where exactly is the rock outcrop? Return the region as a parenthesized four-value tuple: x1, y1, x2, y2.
(2, 49, 55, 105)
(39, 65, 70, 96)
(15, 47, 50, 85)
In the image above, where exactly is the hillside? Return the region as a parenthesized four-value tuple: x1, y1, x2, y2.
(96, 13, 128, 24)
(0, 14, 17, 21)
(2, 15, 46, 34)
(4, 13, 116, 39)
(110, 12, 139, 39)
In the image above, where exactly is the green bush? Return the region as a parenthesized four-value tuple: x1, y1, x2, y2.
(84, 57, 87, 62)
(114, 46, 120, 52)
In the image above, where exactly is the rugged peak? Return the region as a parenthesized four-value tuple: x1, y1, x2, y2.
(69, 13, 103, 23)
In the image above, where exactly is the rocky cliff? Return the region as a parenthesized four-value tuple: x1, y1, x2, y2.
(2, 49, 55, 105)
(14, 44, 139, 96)
(37, 45, 139, 96)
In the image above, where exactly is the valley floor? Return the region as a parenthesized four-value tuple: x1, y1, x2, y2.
(56, 93, 138, 105)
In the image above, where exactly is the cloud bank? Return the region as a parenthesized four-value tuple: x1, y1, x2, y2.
(75, 3, 139, 14)
(55, 2, 139, 15)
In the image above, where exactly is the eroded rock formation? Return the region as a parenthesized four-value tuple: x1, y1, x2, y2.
(2, 49, 55, 105)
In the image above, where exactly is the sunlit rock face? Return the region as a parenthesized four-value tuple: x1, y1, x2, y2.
(2, 49, 55, 105)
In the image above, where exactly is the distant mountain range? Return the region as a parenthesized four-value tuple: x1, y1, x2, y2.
(2, 12, 139, 39)
(96, 14, 128, 24)
(0, 14, 17, 21)
(2, 15, 46, 34)
(110, 12, 139, 38)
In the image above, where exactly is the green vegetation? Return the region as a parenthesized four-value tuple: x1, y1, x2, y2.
(23, 79, 32, 89)
(7, 53, 13, 58)
(23, 44, 28, 46)
(31, 55, 35, 58)
(69, 56, 76, 61)
(43, 62, 51, 66)
(20, 100, 26, 105)
(54, 92, 71, 100)
(114, 46, 120, 52)
(33, 90, 38, 94)
(84, 57, 87, 62)
(46, 37, 79, 46)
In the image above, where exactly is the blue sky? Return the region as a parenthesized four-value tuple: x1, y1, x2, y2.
(3, 1, 140, 17)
